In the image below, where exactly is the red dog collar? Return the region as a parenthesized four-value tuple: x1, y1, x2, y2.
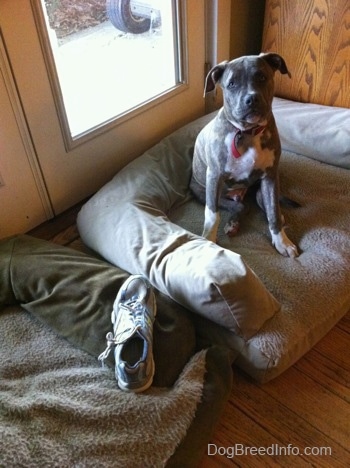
(231, 125, 266, 159)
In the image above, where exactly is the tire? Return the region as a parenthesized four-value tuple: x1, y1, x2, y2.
(107, 0, 151, 34)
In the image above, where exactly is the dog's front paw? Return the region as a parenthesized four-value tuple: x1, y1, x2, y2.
(271, 229, 299, 258)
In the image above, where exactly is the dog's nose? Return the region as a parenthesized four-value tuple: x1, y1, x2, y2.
(244, 94, 259, 107)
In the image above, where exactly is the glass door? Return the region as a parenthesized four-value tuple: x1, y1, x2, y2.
(0, 0, 207, 215)
(34, 0, 186, 146)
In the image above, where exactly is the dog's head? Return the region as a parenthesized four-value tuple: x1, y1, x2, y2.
(205, 53, 291, 129)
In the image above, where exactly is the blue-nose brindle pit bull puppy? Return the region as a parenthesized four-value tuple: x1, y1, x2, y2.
(190, 53, 299, 258)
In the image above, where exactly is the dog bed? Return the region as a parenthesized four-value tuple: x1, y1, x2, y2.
(77, 98, 350, 382)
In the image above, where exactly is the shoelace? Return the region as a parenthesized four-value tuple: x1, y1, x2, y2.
(98, 300, 145, 367)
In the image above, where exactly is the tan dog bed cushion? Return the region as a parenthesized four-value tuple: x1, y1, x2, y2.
(78, 104, 350, 381)
(77, 114, 280, 341)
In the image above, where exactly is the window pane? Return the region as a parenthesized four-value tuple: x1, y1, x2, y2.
(40, 0, 180, 138)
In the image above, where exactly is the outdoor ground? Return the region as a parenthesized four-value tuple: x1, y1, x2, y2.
(44, 0, 107, 37)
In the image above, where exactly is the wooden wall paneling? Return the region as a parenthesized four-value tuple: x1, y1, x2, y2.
(262, 0, 350, 107)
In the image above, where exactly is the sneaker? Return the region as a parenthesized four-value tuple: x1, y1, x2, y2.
(98, 275, 156, 392)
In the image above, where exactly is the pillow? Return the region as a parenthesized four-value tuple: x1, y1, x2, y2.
(77, 117, 280, 340)
(273, 97, 350, 169)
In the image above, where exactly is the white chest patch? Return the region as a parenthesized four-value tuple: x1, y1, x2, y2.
(224, 131, 275, 181)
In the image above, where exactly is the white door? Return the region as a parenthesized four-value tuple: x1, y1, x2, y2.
(0, 0, 230, 219)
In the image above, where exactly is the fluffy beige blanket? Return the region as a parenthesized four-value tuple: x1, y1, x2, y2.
(0, 306, 206, 467)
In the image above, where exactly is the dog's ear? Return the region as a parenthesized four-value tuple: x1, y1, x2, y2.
(259, 53, 291, 78)
(204, 61, 228, 95)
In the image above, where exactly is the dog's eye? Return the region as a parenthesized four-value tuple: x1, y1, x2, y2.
(228, 81, 235, 89)
(255, 71, 266, 82)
